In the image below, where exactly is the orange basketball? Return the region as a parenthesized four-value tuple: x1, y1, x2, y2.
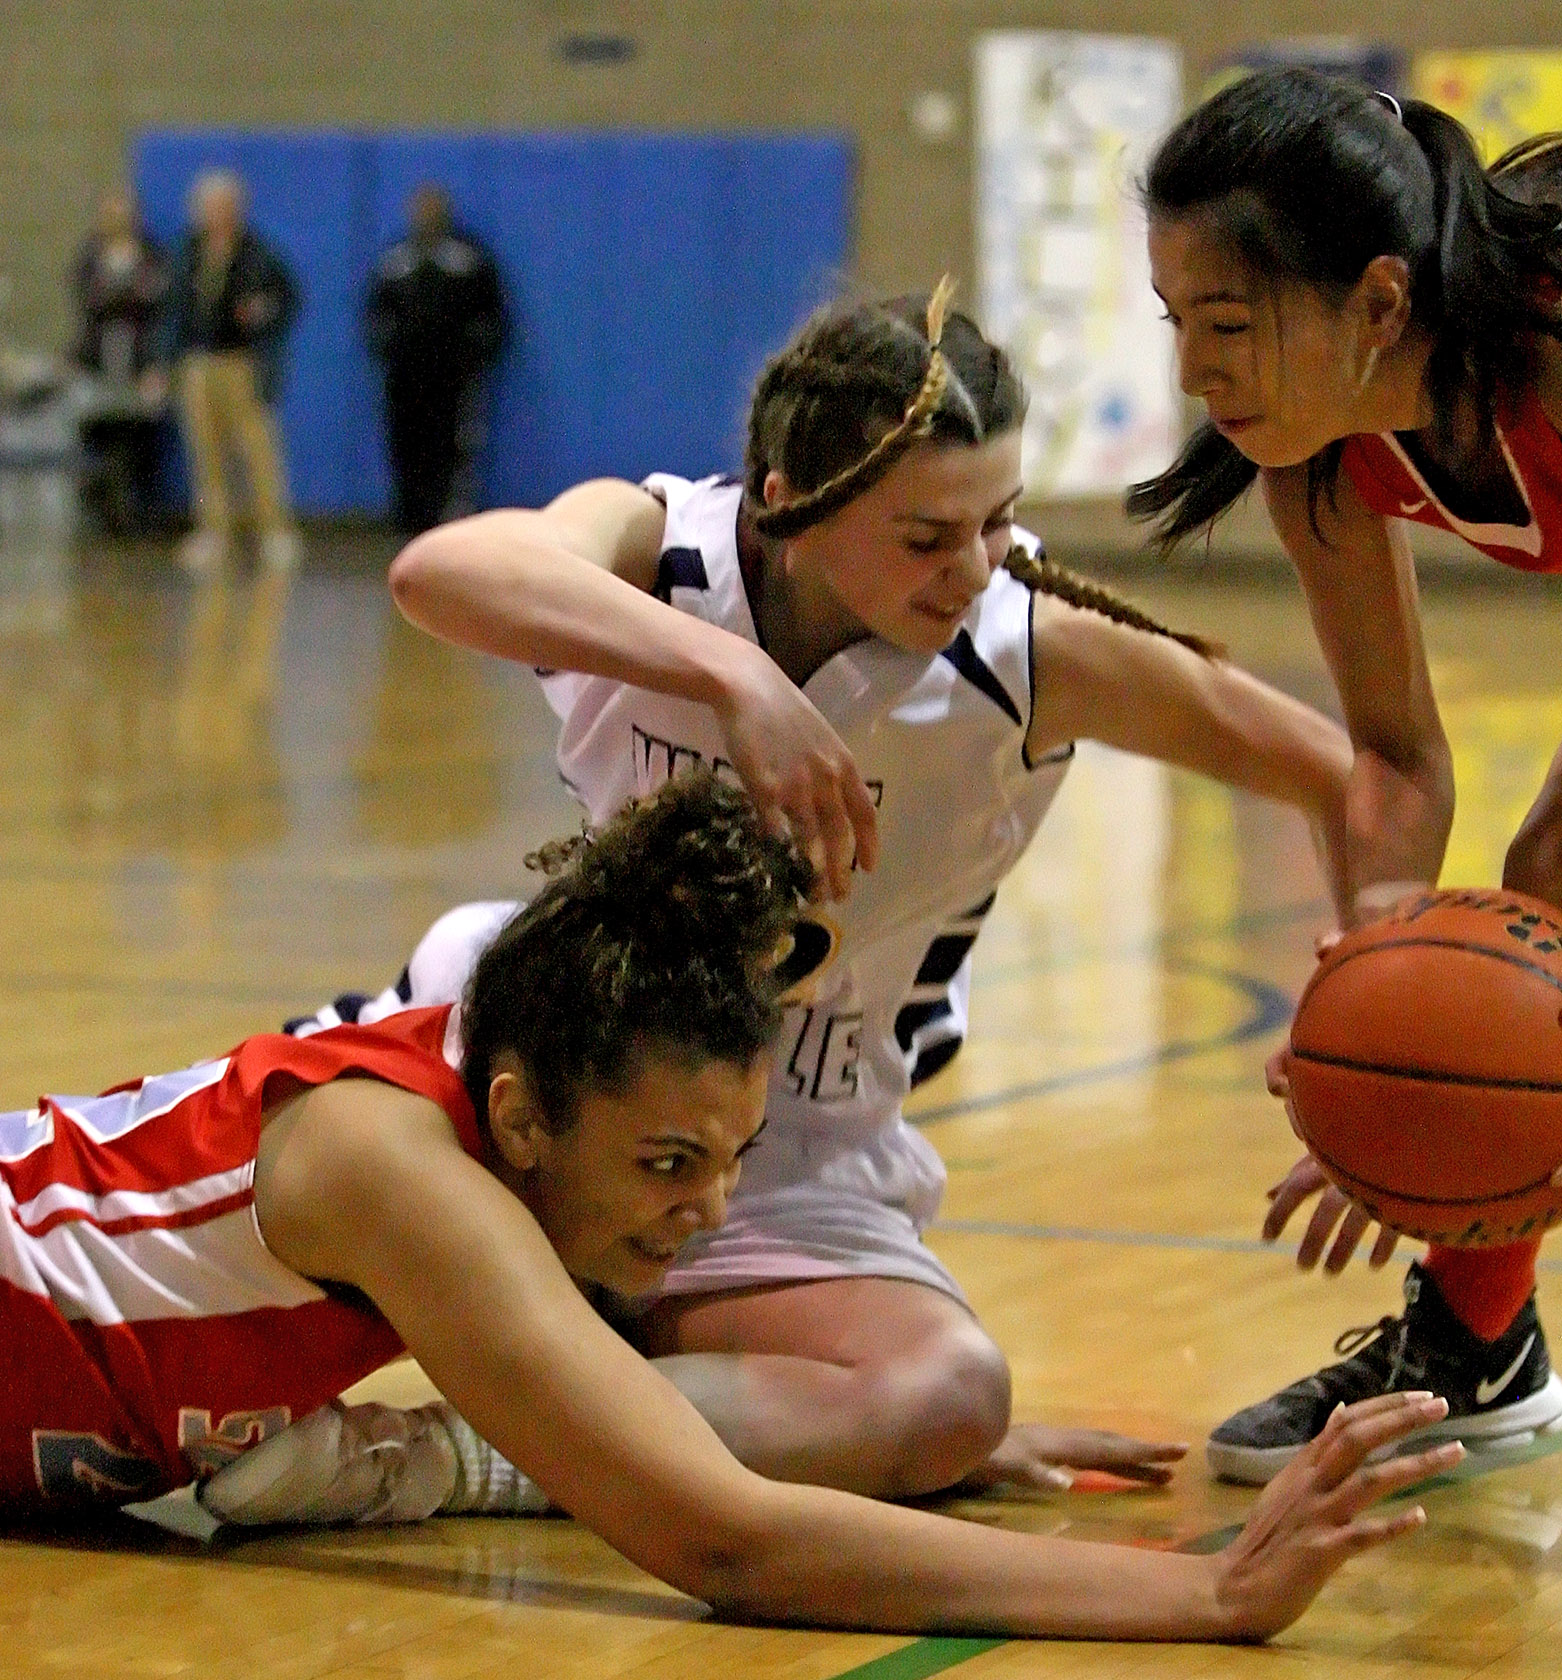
(1285, 887, 1562, 1248)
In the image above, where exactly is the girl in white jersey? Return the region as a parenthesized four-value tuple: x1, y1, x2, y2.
(366, 282, 1357, 1501)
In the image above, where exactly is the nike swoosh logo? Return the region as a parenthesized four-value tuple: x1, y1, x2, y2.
(1476, 1332, 1537, 1405)
(1398, 499, 1428, 515)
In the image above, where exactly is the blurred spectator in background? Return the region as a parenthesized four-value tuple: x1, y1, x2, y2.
(165, 169, 301, 574)
(70, 192, 169, 535)
(366, 184, 507, 534)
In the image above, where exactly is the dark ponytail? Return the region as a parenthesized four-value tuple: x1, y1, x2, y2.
(1124, 419, 1259, 548)
(1129, 68, 1562, 550)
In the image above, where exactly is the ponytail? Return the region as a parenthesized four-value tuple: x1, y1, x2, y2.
(1401, 101, 1562, 459)
(1124, 421, 1258, 552)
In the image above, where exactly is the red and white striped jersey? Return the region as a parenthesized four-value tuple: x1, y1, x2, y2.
(1342, 384, 1562, 572)
(0, 1006, 478, 1509)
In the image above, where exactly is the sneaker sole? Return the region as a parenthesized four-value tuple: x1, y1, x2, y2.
(1206, 1371, 1562, 1487)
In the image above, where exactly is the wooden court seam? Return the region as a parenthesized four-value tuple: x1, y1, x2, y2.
(911, 958, 1294, 1124)
(930, 1216, 1562, 1274)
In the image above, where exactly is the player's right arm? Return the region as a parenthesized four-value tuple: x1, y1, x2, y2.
(388, 483, 877, 896)
(1260, 465, 1455, 1269)
(1262, 463, 1454, 925)
(256, 1076, 1460, 1642)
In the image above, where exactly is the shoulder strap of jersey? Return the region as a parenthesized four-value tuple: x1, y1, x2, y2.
(640, 474, 759, 644)
(228, 1007, 482, 1160)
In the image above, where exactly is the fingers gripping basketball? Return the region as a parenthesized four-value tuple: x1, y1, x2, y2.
(1285, 888, 1562, 1248)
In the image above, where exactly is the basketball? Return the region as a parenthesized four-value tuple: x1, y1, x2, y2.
(1286, 888, 1562, 1247)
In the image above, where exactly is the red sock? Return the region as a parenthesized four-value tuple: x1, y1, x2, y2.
(1422, 1240, 1541, 1341)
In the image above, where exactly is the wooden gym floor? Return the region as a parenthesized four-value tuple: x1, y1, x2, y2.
(4, 522, 1562, 1678)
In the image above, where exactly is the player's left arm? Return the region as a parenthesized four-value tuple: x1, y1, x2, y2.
(1027, 598, 1352, 921)
(253, 1076, 1459, 1637)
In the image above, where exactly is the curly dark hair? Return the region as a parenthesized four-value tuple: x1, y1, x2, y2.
(459, 772, 812, 1131)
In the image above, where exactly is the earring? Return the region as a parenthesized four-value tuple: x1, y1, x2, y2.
(1357, 344, 1381, 393)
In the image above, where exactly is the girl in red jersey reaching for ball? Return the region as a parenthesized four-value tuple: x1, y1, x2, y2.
(1131, 67, 1562, 1483)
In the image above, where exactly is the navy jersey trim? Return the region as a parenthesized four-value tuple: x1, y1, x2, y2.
(939, 629, 1022, 727)
(916, 934, 977, 987)
(653, 546, 710, 603)
(909, 1037, 963, 1089)
(894, 997, 954, 1053)
(1022, 586, 1040, 768)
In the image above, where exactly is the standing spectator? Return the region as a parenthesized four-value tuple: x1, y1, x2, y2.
(366, 184, 507, 534)
(165, 170, 301, 573)
(70, 192, 169, 534)
(72, 192, 168, 387)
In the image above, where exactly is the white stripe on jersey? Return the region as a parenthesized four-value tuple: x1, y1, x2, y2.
(2, 1184, 322, 1326)
(51, 1062, 230, 1146)
(13, 1163, 253, 1239)
(0, 1108, 52, 1162)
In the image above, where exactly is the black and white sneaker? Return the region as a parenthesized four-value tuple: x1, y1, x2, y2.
(1207, 1262, 1562, 1485)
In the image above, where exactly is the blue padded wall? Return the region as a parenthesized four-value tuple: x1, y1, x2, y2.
(133, 130, 380, 515)
(133, 129, 852, 516)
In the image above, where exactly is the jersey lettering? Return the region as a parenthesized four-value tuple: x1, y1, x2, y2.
(32, 1431, 164, 1502)
(783, 1007, 864, 1101)
(631, 726, 740, 796)
(178, 1406, 293, 1478)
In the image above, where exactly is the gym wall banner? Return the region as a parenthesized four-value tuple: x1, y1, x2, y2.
(974, 31, 1182, 499)
(1412, 50, 1562, 162)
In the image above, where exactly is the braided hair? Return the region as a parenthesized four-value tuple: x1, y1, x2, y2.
(460, 772, 813, 1132)
(1001, 546, 1221, 658)
(746, 280, 1220, 658)
(745, 278, 1004, 540)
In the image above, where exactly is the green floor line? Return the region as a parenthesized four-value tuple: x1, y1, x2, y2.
(828, 1636, 1007, 1680)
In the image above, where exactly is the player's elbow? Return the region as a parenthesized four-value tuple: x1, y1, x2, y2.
(630, 1487, 817, 1622)
(387, 530, 449, 624)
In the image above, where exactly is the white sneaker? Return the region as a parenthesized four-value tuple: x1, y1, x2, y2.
(177, 530, 227, 576)
(260, 528, 302, 573)
(198, 1400, 550, 1526)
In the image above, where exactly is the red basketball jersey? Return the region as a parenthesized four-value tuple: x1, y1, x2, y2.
(0, 1006, 479, 1508)
(1341, 385, 1562, 573)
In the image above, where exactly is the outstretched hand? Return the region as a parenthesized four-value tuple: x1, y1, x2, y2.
(1213, 1392, 1460, 1640)
(953, 1422, 1190, 1495)
(712, 646, 880, 900)
(1264, 1050, 1401, 1271)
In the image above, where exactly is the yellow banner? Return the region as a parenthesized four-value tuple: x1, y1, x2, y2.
(1412, 50, 1562, 161)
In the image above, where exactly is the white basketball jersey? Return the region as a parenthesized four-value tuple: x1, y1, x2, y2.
(540, 474, 1073, 1176)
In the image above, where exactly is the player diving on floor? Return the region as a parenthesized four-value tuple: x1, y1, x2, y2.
(0, 771, 1464, 1640)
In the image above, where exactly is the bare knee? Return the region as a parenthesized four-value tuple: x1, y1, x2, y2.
(856, 1318, 1012, 1497)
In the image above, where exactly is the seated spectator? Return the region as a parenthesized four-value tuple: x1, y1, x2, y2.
(165, 169, 302, 574)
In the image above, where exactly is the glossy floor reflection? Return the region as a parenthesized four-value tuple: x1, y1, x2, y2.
(5, 535, 1562, 1678)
